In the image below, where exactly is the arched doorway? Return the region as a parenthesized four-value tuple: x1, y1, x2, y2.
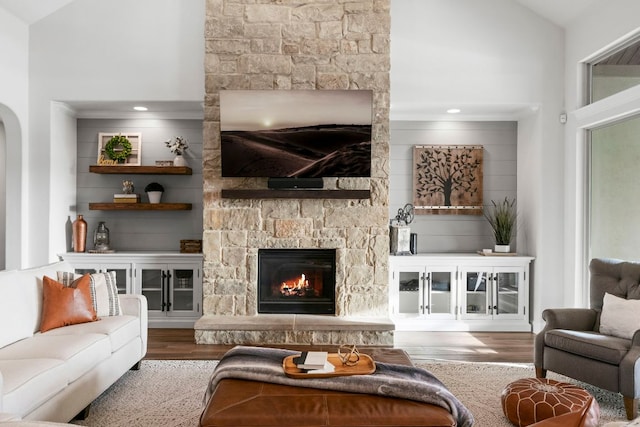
(0, 104, 23, 270)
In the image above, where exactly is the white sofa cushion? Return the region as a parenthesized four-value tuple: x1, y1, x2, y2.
(0, 271, 29, 349)
(0, 359, 67, 416)
(0, 334, 110, 383)
(0, 261, 74, 346)
(42, 315, 140, 353)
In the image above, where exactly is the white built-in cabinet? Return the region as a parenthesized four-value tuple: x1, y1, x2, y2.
(389, 254, 534, 331)
(60, 252, 203, 328)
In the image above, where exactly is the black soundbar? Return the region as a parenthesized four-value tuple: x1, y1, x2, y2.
(267, 177, 324, 189)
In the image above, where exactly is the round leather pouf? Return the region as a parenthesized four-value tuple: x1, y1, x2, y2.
(501, 378, 600, 427)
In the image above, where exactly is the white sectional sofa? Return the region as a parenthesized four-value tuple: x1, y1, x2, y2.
(0, 261, 148, 423)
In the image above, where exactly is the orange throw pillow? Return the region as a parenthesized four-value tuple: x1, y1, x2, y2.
(40, 275, 98, 332)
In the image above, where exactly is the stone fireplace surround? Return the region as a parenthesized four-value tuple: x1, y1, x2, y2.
(195, 0, 392, 346)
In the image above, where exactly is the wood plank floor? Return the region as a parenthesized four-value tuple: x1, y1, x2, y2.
(146, 329, 535, 363)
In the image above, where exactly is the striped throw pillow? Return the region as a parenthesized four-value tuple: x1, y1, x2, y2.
(57, 270, 122, 317)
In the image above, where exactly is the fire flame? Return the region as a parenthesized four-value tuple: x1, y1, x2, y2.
(280, 273, 318, 297)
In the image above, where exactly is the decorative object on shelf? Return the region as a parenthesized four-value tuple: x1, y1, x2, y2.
(104, 135, 131, 163)
(484, 197, 517, 253)
(72, 214, 87, 252)
(122, 180, 134, 194)
(390, 203, 414, 255)
(113, 193, 140, 203)
(410, 233, 418, 255)
(93, 221, 111, 251)
(165, 136, 189, 167)
(97, 132, 142, 165)
(155, 160, 174, 166)
(391, 203, 415, 226)
(144, 182, 164, 204)
(173, 155, 187, 167)
(115, 180, 139, 203)
(180, 239, 202, 253)
(413, 145, 483, 215)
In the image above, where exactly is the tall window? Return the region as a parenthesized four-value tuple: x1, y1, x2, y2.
(590, 114, 640, 261)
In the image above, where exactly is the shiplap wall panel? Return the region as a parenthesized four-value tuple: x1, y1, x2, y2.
(76, 119, 203, 252)
(390, 121, 517, 253)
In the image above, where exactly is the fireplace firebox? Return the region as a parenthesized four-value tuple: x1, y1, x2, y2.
(258, 249, 336, 314)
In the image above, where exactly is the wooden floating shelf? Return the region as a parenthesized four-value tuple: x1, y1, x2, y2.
(89, 165, 192, 175)
(89, 203, 192, 211)
(221, 189, 371, 200)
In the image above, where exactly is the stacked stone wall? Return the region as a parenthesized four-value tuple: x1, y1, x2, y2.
(202, 0, 390, 331)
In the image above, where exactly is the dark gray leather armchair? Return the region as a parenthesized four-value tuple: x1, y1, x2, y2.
(535, 258, 640, 420)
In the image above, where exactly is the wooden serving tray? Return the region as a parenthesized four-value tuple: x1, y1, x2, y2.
(283, 353, 376, 379)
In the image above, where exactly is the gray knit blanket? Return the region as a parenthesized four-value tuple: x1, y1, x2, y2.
(205, 346, 474, 427)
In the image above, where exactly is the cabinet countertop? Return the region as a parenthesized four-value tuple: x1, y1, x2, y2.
(59, 251, 203, 259)
(390, 253, 534, 264)
(390, 252, 534, 259)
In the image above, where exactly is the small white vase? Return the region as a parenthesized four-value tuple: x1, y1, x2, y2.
(494, 244, 511, 253)
(173, 155, 187, 167)
(147, 191, 163, 204)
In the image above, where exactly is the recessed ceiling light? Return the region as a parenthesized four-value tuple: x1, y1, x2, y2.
(447, 108, 461, 114)
(133, 106, 148, 111)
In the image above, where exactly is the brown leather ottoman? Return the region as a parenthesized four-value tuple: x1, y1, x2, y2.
(501, 378, 600, 427)
(200, 348, 457, 427)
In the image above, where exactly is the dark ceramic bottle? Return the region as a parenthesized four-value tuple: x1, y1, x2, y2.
(72, 214, 87, 252)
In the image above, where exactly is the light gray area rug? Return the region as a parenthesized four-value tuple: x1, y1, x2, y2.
(71, 359, 630, 427)
(71, 360, 217, 427)
(419, 360, 628, 426)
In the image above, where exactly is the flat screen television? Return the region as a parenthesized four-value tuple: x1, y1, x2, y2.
(220, 90, 372, 178)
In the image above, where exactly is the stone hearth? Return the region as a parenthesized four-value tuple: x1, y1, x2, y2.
(195, 315, 394, 346)
(198, 0, 391, 345)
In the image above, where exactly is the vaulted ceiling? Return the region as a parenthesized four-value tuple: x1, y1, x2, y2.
(0, 0, 604, 119)
(0, 0, 600, 27)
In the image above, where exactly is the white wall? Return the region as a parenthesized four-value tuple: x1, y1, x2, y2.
(0, 8, 28, 269)
(27, 0, 205, 266)
(390, 0, 566, 330)
(564, 0, 640, 309)
(49, 102, 77, 258)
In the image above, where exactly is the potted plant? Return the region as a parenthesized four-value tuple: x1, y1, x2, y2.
(484, 197, 516, 253)
(165, 136, 189, 167)
(145, 182, 164, 204)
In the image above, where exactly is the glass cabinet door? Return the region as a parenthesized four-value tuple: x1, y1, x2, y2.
(139, 267, 165, 312)
(495, 269, 522, 316)
(397, 270, 422, 315)
(107, 268, 128, 294)
(170, 268, 195, 313)
(425, 269, 455, 317)
(463, 269, 491, 317)
(136, 263, 201, 318)
(74, 264, 130, 294)
(103, 264, 131, 294)
(74, 267, 98, 276)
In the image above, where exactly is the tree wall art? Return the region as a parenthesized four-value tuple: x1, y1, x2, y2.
(413, 145, 483, 215)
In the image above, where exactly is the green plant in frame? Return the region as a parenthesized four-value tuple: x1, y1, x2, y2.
(104, 134, 132, 162)
(484, 197, 516, 245)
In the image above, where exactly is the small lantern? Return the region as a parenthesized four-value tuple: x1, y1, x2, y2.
(93, 221, 110, 251)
